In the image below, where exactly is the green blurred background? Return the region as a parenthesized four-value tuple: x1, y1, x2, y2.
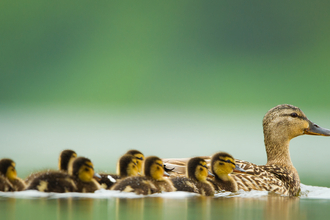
(1, 1, 330, 186)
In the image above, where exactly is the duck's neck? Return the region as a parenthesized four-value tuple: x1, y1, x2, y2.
(264, 131, 293, 167)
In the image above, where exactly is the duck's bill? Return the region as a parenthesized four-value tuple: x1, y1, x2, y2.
(304, 121, 330, 136)
(208, 170, 215, 177)
(163, 170, 170, 176)
(94, 173, 102, 179)
(234, 165, 246, 173)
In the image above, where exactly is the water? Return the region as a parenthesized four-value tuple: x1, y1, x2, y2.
(1, 185, 330, 220)
(1, 106, 330, 219)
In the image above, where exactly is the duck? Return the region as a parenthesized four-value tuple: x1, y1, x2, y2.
(125, 149, 144, 173)
(97, 154, 139, 189)
(26, 157, 101, 193)
(0, 158, 26, 191)
(58, 149, 77, 172)
(163, 104, 330, 196)
(25, 149, 77, 185)
(68, 157, 101, 192)
(111, 156, 175, 195)
(207, 152, 246, 192)
(170, 157, 215, 196)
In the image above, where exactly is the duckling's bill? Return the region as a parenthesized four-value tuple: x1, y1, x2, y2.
(234, 165, 246, 173)
(208, 170, 215, 177)
(94, 173, 101, 179)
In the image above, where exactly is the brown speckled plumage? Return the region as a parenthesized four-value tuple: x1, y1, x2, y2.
(163, 104, 330, 196)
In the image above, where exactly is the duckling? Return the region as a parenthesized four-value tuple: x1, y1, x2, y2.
(0, 159, 26, 191)
(25, 149, 77, 185)
(98, 154, 139, 189)
(111, 156, 175, 195)
(68, 157, 101, 192)
(27, 157, 101, 193)
(207, 152, 245, 192)
(125, 149, 144, 173)
(163, 104, 330, 196)
(170, 157, 215, 196)
(58, 149, 77, 172)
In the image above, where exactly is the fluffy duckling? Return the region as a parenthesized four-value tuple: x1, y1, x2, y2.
(0, 159, 26, 191)
(68, 157, 101, 192)
(98, 154, 139, 189)
(170, 157, 214, 196)
(27, 157, 101, 193)
(125, 149, 144, 173)
(58, 149, 77, 172)
(25, 149, 77, 185)
(111, 156, 175, 195)
(208, 152, 245, 192)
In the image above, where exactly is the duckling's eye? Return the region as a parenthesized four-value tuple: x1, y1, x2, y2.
(290, 113, 298, 118)
(84, 168, 89, 172)
(200, 167, 203, 171)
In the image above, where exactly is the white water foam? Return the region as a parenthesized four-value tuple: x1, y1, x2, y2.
(0, 184, 329, 199)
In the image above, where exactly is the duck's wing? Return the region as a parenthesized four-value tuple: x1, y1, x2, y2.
(231, 164, 300, 196)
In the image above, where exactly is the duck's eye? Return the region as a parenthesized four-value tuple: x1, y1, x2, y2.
(200, 167, 203, 171)
(290, 113, 298, 117)
(84, 168, 89, 172)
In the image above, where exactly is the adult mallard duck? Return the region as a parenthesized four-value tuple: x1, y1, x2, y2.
(170, 157, 215, 196)
(0, 158, 26, 191)
(111, 156, 175, 195)
(163, 104, 330, 196)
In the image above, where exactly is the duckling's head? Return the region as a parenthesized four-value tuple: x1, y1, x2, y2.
(211, 152, 238, 178)
(126, 149, 144, 173)
(0, 159, 17, 182)
(143, 156, 168, 180)
(117, 154, 139, 178)
(69, 157, 97, 182)
(58, 150, 77, 172)
(263, 104, 330, 141)
(186, 157, 211, 182)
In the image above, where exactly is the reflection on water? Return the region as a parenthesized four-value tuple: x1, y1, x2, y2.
(1, 194, 329, 220)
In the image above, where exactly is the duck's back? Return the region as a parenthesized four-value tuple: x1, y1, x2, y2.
(74, 178, 101, 193)
(111, 176, 157, 195)
(171, 177, 198, 193)
(97, 173, 120, 189)
(232, 161, 300, 196)
(112, 176, 174, 195)
(26, 171, 77, 193)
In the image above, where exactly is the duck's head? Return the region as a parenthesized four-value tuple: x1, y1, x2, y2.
(69, 157, 100, 182)
(143, 156, 169, 180)
(263, 104, 330, 140)
(58, 150, 77, 172)
(0, 158, 17, 182)
(211, 152, 243, 178)
(126, 149, 144, 173)
(117, 154, 139, 178)
(187, 157, 213, 182)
